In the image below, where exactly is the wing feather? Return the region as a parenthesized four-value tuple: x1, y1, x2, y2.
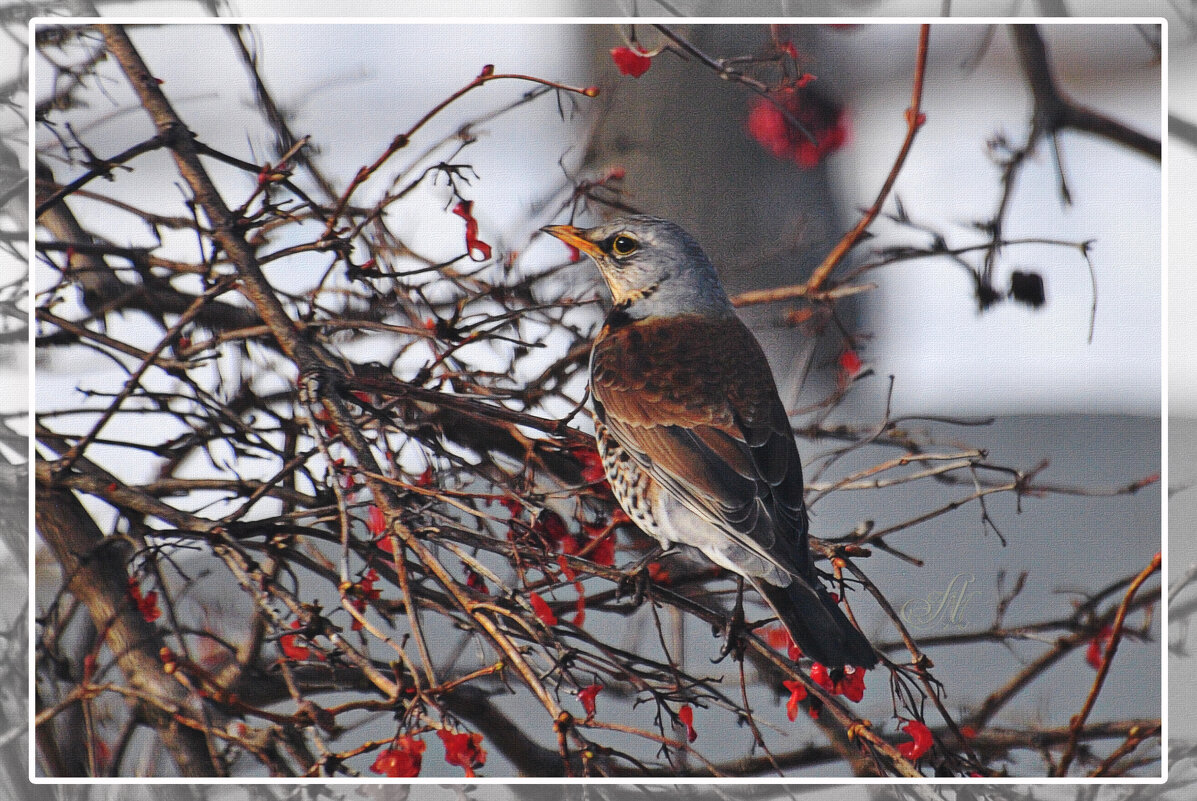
(590, 314, 810, 580)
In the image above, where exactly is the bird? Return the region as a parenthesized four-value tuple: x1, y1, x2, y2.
(541, 215, 877, 670)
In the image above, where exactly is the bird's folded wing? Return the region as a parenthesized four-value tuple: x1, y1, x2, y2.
(590, 315, 810, 576)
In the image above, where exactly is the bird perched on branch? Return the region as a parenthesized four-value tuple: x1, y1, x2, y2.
(542, 216, 877, 669)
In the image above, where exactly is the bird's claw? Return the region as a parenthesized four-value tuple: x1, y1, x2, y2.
(617, 545, 667, 603)
(713, 583, 749, 663)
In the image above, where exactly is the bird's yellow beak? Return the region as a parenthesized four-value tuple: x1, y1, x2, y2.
(540, 224, 603, 258)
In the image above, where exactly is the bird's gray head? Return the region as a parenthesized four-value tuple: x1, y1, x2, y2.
(542, 215, 735, 320)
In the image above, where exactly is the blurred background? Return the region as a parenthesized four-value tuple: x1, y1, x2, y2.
(32, 22, 1162, 411)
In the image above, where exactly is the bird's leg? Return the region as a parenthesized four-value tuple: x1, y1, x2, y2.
(716, 576, 749, 662)
(617, 543, 669, 603)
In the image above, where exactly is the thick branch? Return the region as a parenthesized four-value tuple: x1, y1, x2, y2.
(35, 468, 219, 777)
(1011, 25, 1160, 161)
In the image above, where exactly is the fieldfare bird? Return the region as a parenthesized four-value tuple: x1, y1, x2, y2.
(542, 216, 877, 669)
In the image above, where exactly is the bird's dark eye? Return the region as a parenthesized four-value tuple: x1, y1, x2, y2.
(611, 234, 639, 257)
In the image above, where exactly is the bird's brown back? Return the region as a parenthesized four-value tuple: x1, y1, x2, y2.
(590, 313, 811, 576)
(591, 314, 782, 432)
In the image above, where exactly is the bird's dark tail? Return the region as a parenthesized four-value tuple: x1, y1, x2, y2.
(755, 578, 878, 669)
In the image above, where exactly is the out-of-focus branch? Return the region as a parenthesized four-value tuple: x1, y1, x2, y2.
(1170, 113, 1197, 148)
(1011, 24, 1160, 162)
(732, 24, 930, 305)
(1056, 552, 1161, 776)
(35, 467, 220, 777)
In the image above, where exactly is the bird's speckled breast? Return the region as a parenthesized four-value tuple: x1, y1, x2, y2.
(593, 418, 663, 540)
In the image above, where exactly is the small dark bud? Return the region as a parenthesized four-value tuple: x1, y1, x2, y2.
(976, 281, 1002, 310)
(1009, 270, 1046, 308)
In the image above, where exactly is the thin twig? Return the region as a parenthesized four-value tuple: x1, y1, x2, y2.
(1055, 552, 1161, 776)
